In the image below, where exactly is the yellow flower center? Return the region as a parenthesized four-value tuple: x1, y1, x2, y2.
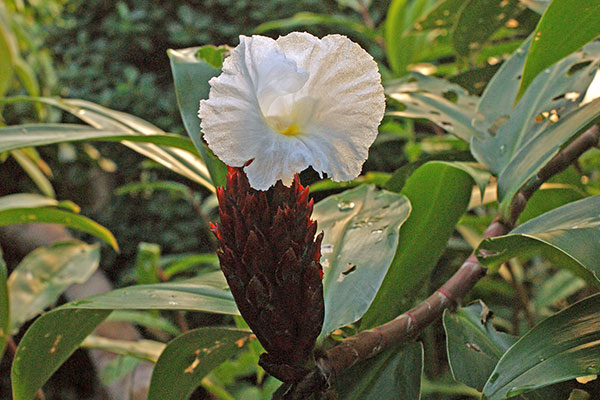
(278, 122, 301, 136)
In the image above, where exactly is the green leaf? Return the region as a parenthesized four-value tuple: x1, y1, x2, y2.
(81, 335, 165, 362)
(98, 355, 141, 386)
(497, 98, 600, 212)
(308, 172, 391, 193)
(148, 327, 252, 400)
(477, 195, 600, 287)
(336, 341, 424, 399)
(135, 242, 161, 285)
(414, 0, 464, 31)
(313, 185, 411, 337)
(384, 0, 438, 75)
(472, 38, 600, 176)
(451, 0, 522, 56)
(11, 272, 239, 400)
(516, 0, 600, 101)
(106, 310, 180, 336)
(0, 193, 59, 211)
(0, 248, 8, 360)
(254, 12, 380, 43)
(11, 308, 112, 400)
(67, 272, 238, 315)
(0, 123, 200, 154)
(534, 270, 586, 312)
(0, 207, 118, 251)
(162, 253, 219, 279)
(519, 0, 550, 14)
(482, 294, 600, 399)
(518, 184, 586, 224)
(0, 96, 214, 191)
(168, 47, 227, 188)
(443, 301, 516, 391)
(7, 240, 100, 332)
(362, 161, 475, 328)
(386, 73, 483, 141)
(0, 2, 17, 97)
(10, 149, 55, 198)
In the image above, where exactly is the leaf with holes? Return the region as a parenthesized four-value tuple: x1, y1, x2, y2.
(477, 195, 600, 287)
(168, 46, 228, 188)
(148, 327, 252, 400)
(482, 294, 600, 400)
(336, 342, 424, 399)
(386, 73, 483, 142)
(313, 185, 411, 338)
(443, 301, 516, 391)
(472, 38, 600, 175)
(516, 0, 600, 101)
(11, 308, 111, 400)
(11, 273, 238, 400)
(7, 241, 100, 332)
(362, 161, 475, 328)
(497, 98, 600, 212)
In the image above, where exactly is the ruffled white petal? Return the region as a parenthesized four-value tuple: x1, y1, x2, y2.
(199, 32, 385, 190)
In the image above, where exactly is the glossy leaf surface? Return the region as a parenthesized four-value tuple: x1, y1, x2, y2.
(478, 195, 600, 286)
(482, 294, 600, 399)
(314, 185, 411, 337)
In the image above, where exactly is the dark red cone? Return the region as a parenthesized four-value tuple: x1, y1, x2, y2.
(212, 166, 325, 383)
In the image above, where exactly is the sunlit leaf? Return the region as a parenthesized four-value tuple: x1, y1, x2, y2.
(516, 0, 600, 101)
(472, 38, 600, 176)
(477, 195, 600, 287)
(0, 96, 214, 191)
(386, 73, 483, 141)
(0, 123, 200, 154)
(148, 327, 252, 400)
(7, 240, 100, 332)
(314, 185, 411, 338)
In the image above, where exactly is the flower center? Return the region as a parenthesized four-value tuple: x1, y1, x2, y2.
(266, 115, 303, 137)
(278, 122, 301, 136)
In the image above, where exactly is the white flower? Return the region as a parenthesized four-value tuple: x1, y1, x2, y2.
(198, 32, 386, 191)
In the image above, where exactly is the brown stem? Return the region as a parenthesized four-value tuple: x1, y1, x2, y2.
(289, 124, 600, 398)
